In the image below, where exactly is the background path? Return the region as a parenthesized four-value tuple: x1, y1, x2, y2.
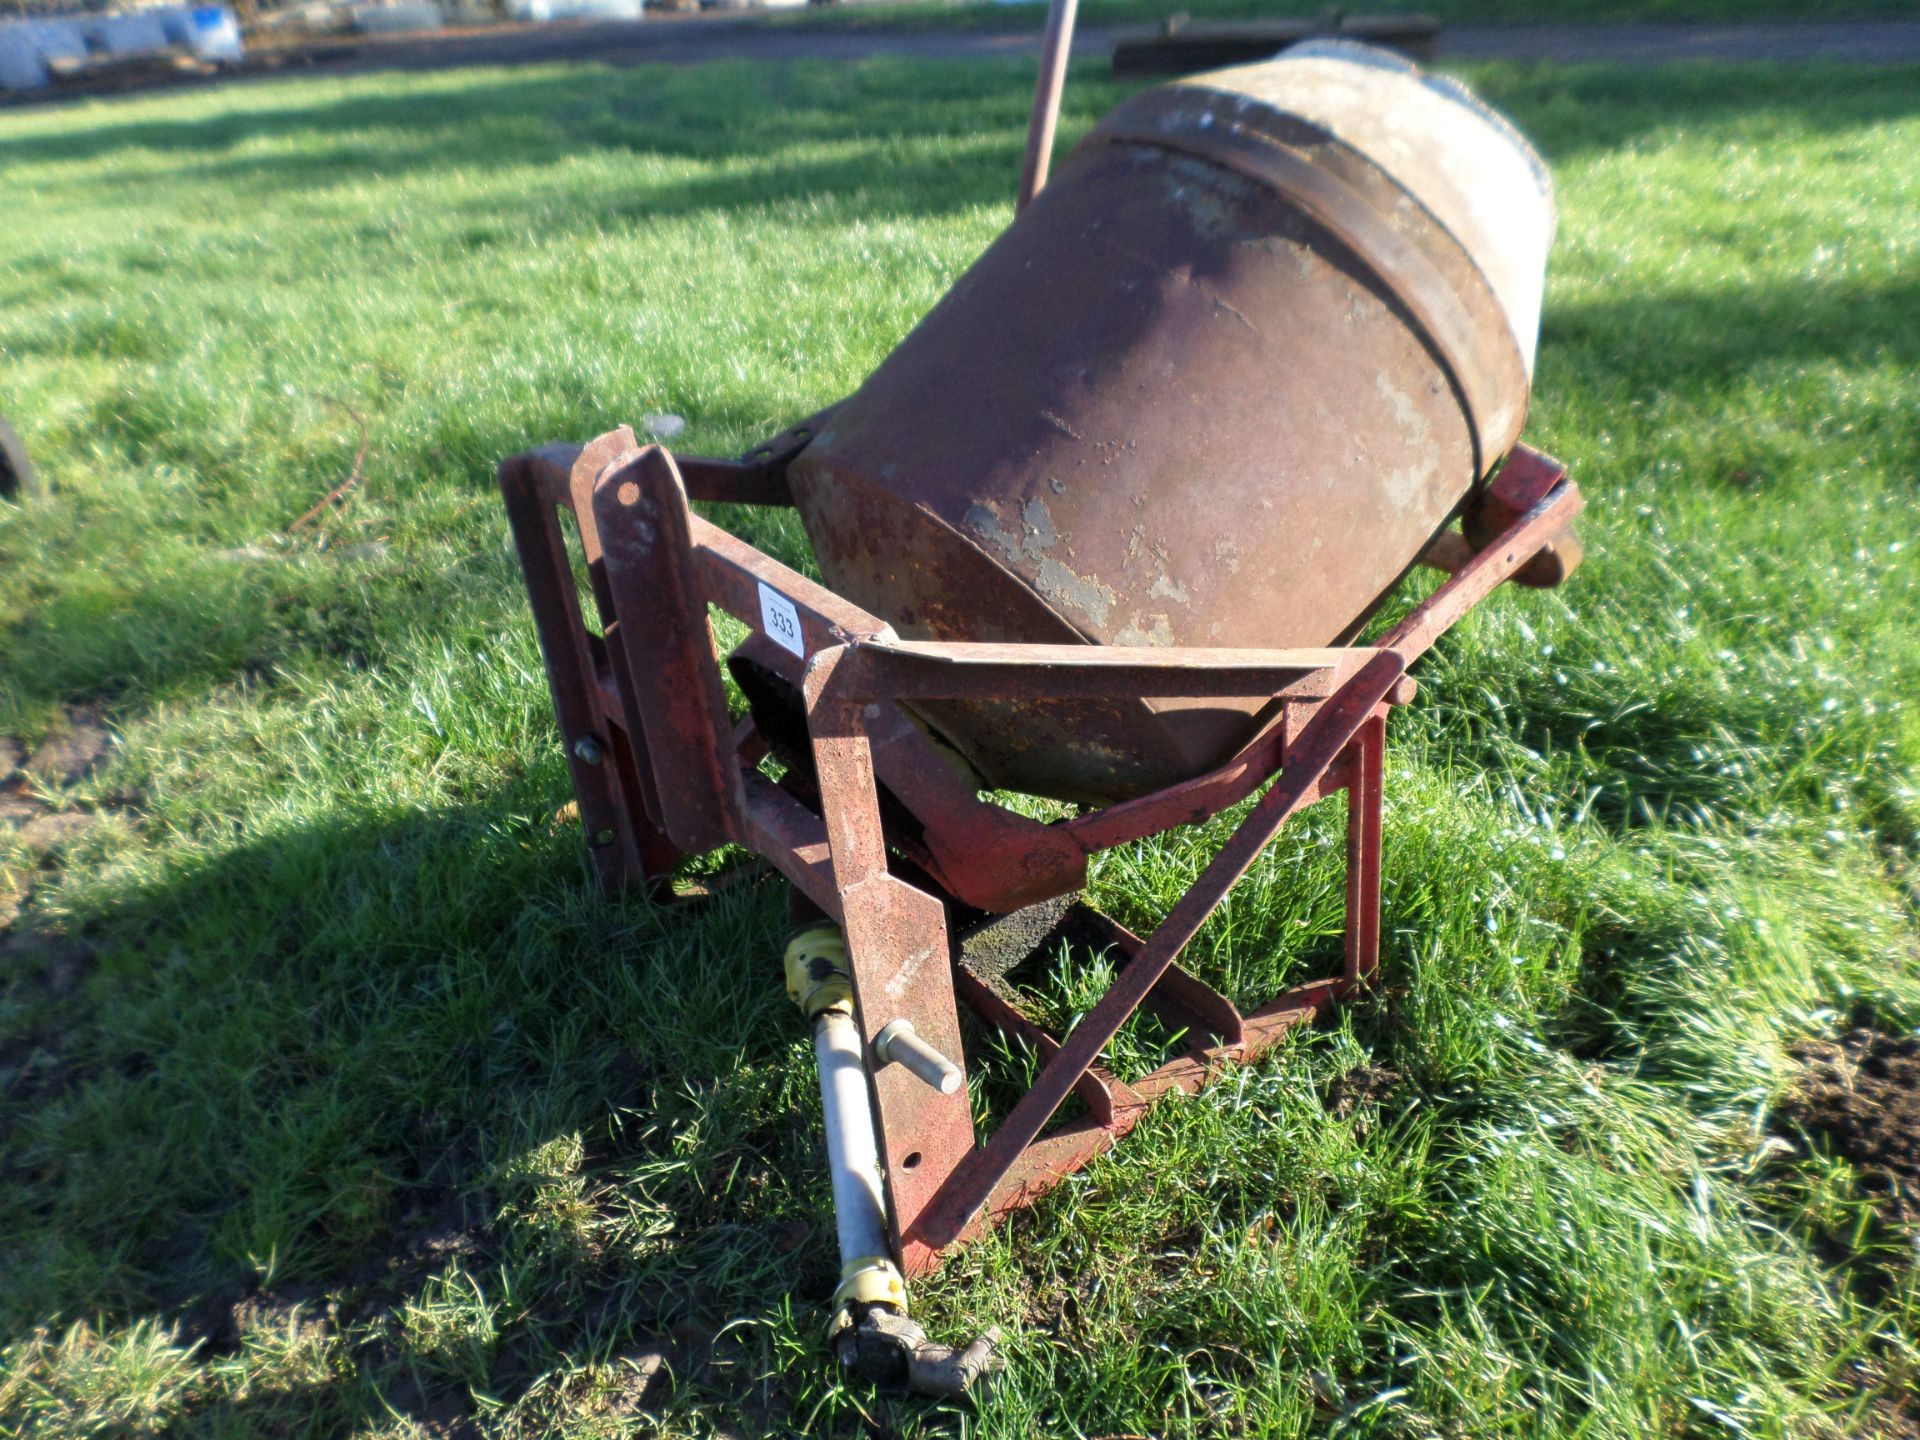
(262, 15, 1920, 72)
(8, 14, 1920, 109)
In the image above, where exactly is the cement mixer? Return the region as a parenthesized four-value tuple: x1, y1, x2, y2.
(498, 6, 1582, 1393)
(791, 40, 1559, 804)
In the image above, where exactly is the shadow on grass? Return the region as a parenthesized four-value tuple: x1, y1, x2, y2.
(7, 56, 1064, 202)
(1401, 261, 1920, 844)
(0, 549, 391, 718)
(1453, 59, 1920, 162)
(4, 50, 1917, 737)
(12, 55, 1920, 190)
(0, 792, 834, 1424)
(1545, 272, 1920, 402)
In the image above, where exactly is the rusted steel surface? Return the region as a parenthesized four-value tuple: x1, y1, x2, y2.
(1344, 712, 1386, 987)
(916, 649, 1405, 1248)
(1462, 444, 1585, 587)
(954, 969, 1132, 1127)
(691, 513, 893, 670)
(501, 417, 1582, 1279)
(572, 430, 679, 849)
(497, 444, 680, 894)
(851, 642, 1355, 700)
(739, 770, 845, 924)
(1095, 87, 1529, 477)
(966, 975, 1344, 1239)
(804, 647, 979, 1275)
(592, 444, 744, 853)
(790, 55, 1550, 804)
(1378, 449, 1582, 663)
(676, 456, 795, 509)
(494, 42, 1578, 1289)
(1072, 908, 1247, 1048)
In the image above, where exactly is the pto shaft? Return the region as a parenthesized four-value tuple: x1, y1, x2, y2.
(782, 923, 998, 1395)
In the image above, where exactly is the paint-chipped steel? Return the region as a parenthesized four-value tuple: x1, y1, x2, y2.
(498, 428, 1581, 1274)
(495, 34, 1586, 1344)
(788, 43, 1558, 804)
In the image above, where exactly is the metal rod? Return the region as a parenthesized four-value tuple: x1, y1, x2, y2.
(814, 1010, 892, 1270)
(875, 1019, 964, 1095)
(1017, 0, 1080, 211)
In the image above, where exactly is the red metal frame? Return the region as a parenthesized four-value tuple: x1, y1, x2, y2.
(500, 425, 1581, 1276)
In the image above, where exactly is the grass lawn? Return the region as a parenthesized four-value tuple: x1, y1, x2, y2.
(3, 49, 1919, 1440)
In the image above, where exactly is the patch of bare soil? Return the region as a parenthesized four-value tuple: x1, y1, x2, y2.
(1782, 1028, 1920, 1229)
(1323, 1062, 1403, 1141)
(1870, 1393, 1920, 1440)
(0, 704, 119, 862)
(0, 922, 99, 1101)
(21, 707, 114, 787)
(1, 705, 121, 1100)
(0, 705, 145, 1130)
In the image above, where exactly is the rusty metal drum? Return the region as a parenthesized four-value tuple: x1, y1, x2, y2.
(788, 42, 1554, 804)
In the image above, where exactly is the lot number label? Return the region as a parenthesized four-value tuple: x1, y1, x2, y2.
(759, 582, 806, 659)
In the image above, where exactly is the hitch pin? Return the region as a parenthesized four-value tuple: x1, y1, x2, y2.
(874, 1019, 963, 1095)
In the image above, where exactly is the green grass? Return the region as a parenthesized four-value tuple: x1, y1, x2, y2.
(779, 0, 1920, 35)
(2, 50, 1918, 1440)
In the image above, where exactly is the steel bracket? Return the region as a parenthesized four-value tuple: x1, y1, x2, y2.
(499, 427, 1582, 1273)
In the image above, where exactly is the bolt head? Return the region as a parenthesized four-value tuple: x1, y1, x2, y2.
(572, 735, 604, 766)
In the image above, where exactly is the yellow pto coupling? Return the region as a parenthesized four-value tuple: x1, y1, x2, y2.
(827, 1254, 909, 1338)
(784, 923, 854, 1019)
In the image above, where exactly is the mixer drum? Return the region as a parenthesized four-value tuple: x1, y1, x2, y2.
(788, 42, 1555, 804)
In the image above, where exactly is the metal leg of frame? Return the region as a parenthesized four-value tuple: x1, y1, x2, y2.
(804, 651, 980, 1276)
(499, 454, 679, 892)
(1343, 710, 1387, 989)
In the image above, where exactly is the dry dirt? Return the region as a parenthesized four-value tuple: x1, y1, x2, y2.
(1782, 1027, 1920, 1230)
(0, 704, 115, 866)
(0, 705, 120, 1097)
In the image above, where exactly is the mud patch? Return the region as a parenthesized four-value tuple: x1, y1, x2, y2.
(1781, 1028, 1920, 1229)
(15, 810, 101, 852)
(0, 922, 100, 1100)
(1323, 1062, 1402, 1137)
(0, 922, 97, 996)
(1864, 1389, 1920, 1440)
(333, 1187, 497, 1328)
(167, 1187, 499, 1434)
(1, 706, 125, 1098)
(176, 1283, 329, 1359)
(1, 703, 123, 860)
(21, 707, 114, 787)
